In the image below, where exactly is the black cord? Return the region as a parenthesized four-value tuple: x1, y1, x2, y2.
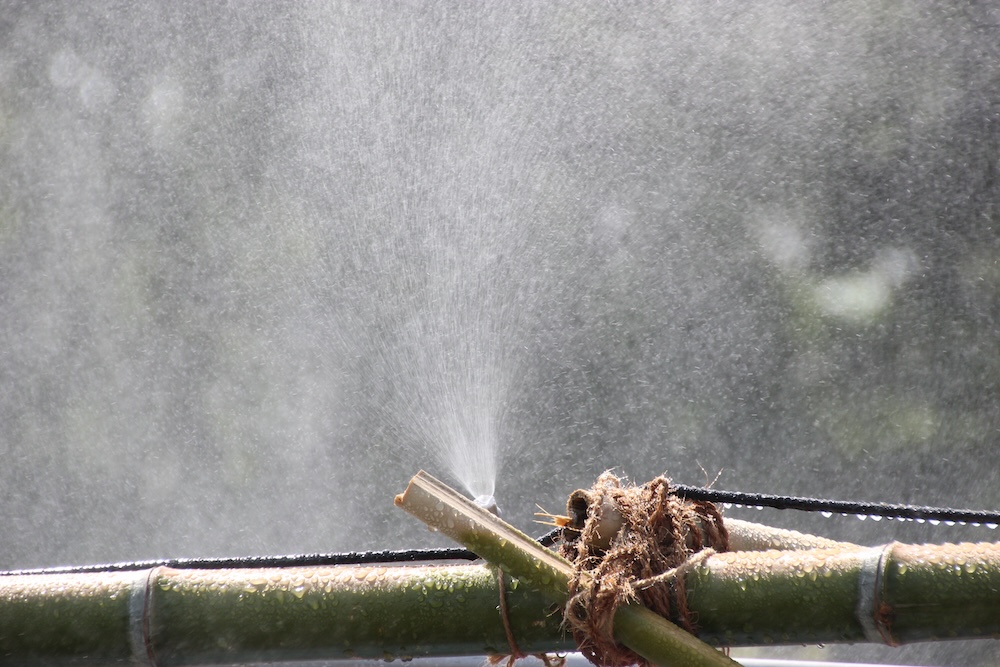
(672, 484, 1000, 526)
(6, 486, 998, 577)
(0, 528, 563, 577)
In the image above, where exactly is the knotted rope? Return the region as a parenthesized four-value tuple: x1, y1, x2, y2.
(560, 473, 728, 667)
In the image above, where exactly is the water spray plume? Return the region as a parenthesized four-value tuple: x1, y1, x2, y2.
(2, 5, 998, 666)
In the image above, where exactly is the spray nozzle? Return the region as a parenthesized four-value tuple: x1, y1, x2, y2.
(473, 494, 501, 517)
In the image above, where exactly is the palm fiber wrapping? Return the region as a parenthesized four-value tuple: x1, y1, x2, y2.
(560, 472, 728, 667)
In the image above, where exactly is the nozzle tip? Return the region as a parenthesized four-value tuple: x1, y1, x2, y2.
(474, 494, 501, 516)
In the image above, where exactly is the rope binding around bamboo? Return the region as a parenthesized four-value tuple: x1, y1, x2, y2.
(546, 472, 729, 667)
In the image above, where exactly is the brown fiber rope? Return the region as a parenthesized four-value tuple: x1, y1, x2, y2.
(495, 568, 526, 665)
(490, 568, 567, 667)
(559, 473, 729, 667)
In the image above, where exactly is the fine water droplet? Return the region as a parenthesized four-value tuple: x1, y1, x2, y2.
(916, 518, 926, 524)
(754, 505, 764, 511)
(820, 511, 833, 518)
(722, 503, 733, 509)
(870, 515, 882, 522)
(987, 523, 998, 530)
(965, 562, 977, 574)
(929, 519, 941, 526)
(945, 520, 956, 526)
(857, 514, 867, 521)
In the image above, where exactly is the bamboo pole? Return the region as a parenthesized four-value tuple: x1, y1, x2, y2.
(394, 470, 741, 667)
(724, 518, 855, 552)
(1, 543, 1000, 664)
(0, 564, 567, 665)
(0, 569, 140, 664)
(686, 541, 1000, 646)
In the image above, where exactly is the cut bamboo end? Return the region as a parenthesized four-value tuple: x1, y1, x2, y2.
(395, 470, 574, 599)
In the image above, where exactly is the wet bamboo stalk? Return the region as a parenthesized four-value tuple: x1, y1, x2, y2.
(0, 564, 566, 665)
(724, 518, 856, 551)
(1, 541, 999, 664)
(688, 540, 1000, 646)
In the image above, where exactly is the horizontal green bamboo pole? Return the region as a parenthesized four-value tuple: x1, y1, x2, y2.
(724, 518, 855, 551)
(0, 564, 567, 665)
(1, 542, 999, 664)
(0, 570, 140, 664)
(687, 541, 1000, 646)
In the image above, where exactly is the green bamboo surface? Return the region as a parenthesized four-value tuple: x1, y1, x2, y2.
(148, 564, 561, 665)
(0, 564, 566, 665)
(688, 541, 1000, 646)
(2, 542, 1000, 665)
(0, 570, 139, 663)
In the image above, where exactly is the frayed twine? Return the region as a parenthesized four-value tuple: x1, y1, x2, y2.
(490, 566, 567, 667)
(488, 653, 568, 667)
(559, 472, 728, 667)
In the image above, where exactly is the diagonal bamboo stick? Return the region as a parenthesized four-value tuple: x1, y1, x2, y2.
(394, 470, 739, 667)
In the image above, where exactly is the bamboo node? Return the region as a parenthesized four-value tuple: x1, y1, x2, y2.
(559, 472, 729, 667)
